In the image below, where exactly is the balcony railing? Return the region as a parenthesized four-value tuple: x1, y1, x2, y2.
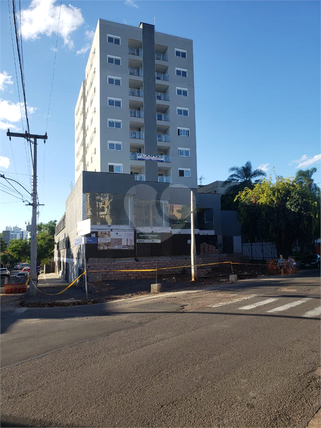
(129, 67, 143, 77)
(155, 72, 169, 81)
(157, 134, 171, 143)
(156, 113, 170, 122)
(130, 110, 144, 118)
(162, 155, 171, 163)
(128, 47, 143, 56)
(129, 88, 144, 97)
(130, 131, 144, 140)
(156, 92, 170, 101)
(134, 174, 145, 181)
(155, 52, 169, 61)
(158, 176, 172, 183)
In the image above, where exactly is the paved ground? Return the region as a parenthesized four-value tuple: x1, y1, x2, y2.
(0, 271, 240, 308)
(1, 261, 271, 308)
(1, 270, 320, 427)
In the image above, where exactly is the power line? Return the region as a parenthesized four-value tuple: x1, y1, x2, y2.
(46, 0, 63, 132)
(11, 0, 30, 137)
(7, 0, 25, 132)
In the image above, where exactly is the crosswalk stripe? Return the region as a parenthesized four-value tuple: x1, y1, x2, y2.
(302, 306, 321, 318)
(209, 294, 256, 308)
(266, 299, 311, 313)
(239, 298, 279, 310)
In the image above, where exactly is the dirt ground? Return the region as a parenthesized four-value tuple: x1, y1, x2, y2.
(89, 262, 269, 301)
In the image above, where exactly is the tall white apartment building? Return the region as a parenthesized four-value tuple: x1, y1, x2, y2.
(54, 20, 226, 283)
(75, 19, 197, 187)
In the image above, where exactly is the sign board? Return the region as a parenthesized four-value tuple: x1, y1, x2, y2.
(136, 153, 164, 162)
(77, 219, 91, 236)
(75, 237, 85, 246)
(98, 230, 134, 250)
(137, 232, 161, 244)
(86, 236, 98, 244)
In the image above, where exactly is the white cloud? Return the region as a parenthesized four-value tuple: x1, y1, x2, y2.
(295, 154, 321, 169)
(19, 0, 84, 48)
(76, 30, 95, 55)
(125, 0, 139, 9)
(0, 156, 10, 169)
(257, 163, 269, 173)
(0, 99, 35, 130)
(0, 72, 13, 92)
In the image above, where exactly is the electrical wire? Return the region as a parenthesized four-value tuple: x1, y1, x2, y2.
(7, 0, 25, 133)
(46, 0, 62, 133)
(11, 0, 30, 138)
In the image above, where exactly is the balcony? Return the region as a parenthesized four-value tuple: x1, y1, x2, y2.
(130, 110, 144, 118)
(156, 113, 170, 122)
(129, 88, 144, 98)
(155, 52, 169, 61)
(134, 174, 145, 181)
(156, 92, 170, 101)
(158, 176, 172, 183)
(157, 134, 171, 143)
(129, 67, 143, 77)
(130, 131, 144, 140)
(155, 72, 169, 81)
(128, 47, 142, 56)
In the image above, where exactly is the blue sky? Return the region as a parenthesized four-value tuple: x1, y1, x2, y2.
(0, 0, 320, 232)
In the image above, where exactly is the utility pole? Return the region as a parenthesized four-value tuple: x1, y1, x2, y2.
(7, 130, 48, 296)
(190, 190, 197, 281)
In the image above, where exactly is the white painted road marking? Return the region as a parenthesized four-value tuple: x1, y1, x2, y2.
(209, 294, 257, 308)
(267, 299, 311, 313)
(239, 298, 279, 310)
(302, 306, 321, 318)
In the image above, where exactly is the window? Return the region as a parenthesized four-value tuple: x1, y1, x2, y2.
(176, 68, 187, 77)
(107, 34, 121, 45)
(108, 119, 122, 129)
(108, 141, 122, 151)
(108, 163, 123, 173)
(107, 76, 121, 86)
(108, 97, 122, 107)
(107, 55, 121, 65)
(175, 48, 187, 58)
(176, 87, 188, 97)
(179, 168, 191, 177)
(178, 128, 190, 137)
(178, 148, 190, 157)
(177, 107, 189, 116)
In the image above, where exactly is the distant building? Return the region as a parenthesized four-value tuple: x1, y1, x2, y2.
(1, 226, 30, 244)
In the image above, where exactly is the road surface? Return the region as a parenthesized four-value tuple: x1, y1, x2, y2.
(1, 270, 320, 427)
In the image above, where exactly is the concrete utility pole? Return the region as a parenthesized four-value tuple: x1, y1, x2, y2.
(190, 190, 197, 281)
(7, 130, 48, 296)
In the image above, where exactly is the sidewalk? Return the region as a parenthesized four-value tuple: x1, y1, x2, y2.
(2, 272, 201, 308)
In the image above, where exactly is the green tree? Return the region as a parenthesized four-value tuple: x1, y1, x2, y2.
(37, 220, 57, 236)
(37, 232, 55, 265)
(294, 168, 318, 193)
(224, 161, 266, 189)
(7, 239, 31, 265)
(236, 174, 320, 255)
(222, 161, 266, 210)
(37, 220, 57, 265)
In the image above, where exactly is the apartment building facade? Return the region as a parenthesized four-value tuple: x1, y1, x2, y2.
(55, 20, 236, 282)
(75, 19, 197, 187)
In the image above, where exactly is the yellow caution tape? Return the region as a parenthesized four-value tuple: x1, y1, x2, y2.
(32, 271, 86, 296)
(87, 260, 264, 274)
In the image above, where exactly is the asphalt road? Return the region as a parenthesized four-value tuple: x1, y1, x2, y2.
(1, 270, 320, 427)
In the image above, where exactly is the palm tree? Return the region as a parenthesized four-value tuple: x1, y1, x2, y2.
(294, 168, 318, 192)
(223, 161, 266, 190)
